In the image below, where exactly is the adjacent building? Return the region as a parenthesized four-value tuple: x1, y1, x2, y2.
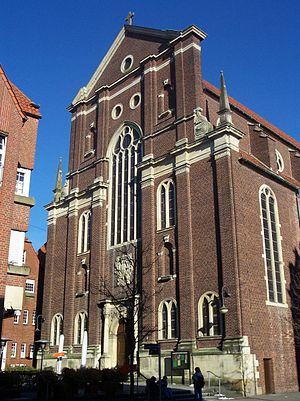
(0, 65, 41, 368)
(41, 23, 300, 395)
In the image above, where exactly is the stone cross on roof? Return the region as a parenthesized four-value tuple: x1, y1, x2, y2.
(125, 11, 135, 25)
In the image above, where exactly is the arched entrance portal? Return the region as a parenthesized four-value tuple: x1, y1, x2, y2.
(117, 320, 129, 367)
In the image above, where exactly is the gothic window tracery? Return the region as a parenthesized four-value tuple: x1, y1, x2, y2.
(50, 313, 63, 345)
(157, 180, 175, 230)
(78, 211, 91, 254)
(198, 292, 220, 337)
(74, 311, 88, 345)
(260, 185, 285, 304)
(158, 299, 177, 340)
(109, 124, 142, 246)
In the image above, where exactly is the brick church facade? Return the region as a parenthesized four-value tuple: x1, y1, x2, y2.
(42, 23, 300, 395)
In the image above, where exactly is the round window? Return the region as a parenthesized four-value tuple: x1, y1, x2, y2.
(112, 104, 123, 120)
(130, 93, 141, 109)
(121, 55, 134, 73)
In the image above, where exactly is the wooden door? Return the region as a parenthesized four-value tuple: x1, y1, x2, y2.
(263, 358, 275, 394)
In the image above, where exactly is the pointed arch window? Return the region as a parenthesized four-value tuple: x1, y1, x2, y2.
(158, 299, 178, 340)
(78, 211, 91, 254)
(50, 314, 63, 345)
(74, 311, 88, 345)
(109, 125, 142, 246)
(157, 180, 175, 230)
(260, 186, 285, 304)
(198, 292, 220, 337)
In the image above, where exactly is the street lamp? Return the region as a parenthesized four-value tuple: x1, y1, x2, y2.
(35, 339, 48, 371)
(35, 315, 45, 332)
(220, 286, 231, 315)
(218, 286, 231, 350)
(0, 338, 11, 372)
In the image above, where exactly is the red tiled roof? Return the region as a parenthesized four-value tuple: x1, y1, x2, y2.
(9, 81, 41, 118)
(203, 80, 300, 150)
(0, 64, 41, 119)
(239, 150, 300, 188)
(0, 65, 25, 119)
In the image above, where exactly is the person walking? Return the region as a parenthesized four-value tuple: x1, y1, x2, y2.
(192, 367, 205, 401)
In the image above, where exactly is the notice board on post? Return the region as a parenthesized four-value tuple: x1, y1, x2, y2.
(171, 351, 190, 370)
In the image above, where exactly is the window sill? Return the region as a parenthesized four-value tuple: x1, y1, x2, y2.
(265, 300, 288, 308)
(84, 149, 95, 158)
(14, 194, 35, 207)
(77, 251, 90, 257)
(157, 225, 175, 233)
(7, 264, 30, 276)
(157, 274, 176, 283)
(25, 291, 35, 298)
(197, 335, 222, 341)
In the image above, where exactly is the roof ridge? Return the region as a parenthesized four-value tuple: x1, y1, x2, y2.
(0, 64, 25, 119)
(203, 79, 300, 150)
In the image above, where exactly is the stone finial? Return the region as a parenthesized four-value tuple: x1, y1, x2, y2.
(217, 71, 233, 126)
(53, 158, 63, 202)
(194, 107, 213, 139)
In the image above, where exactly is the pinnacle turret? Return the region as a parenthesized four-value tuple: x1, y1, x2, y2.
(217, 71, 233, 126)
(53, 158, 63, 202)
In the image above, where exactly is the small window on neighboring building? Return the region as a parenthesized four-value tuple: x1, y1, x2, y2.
(11, 343, 17, 358)
(23, 310, 29, 325)
(121, 55, 134, 73)
(25, 279, 35, 294)
(0, 135, 7, 183)
(29, 344, 34, 359)
(78, 211, 91, 254)
(32, 311, 36, 326)
(158, 299, 178, 340)
(8, 230, 25, 266)
(275, 149, 284, 172)
(15, 168, 31, 196)
(74, 311, 88, 345)
(20, 343, 26, 359)
(14, 313, 19, 324)
(157, 180, 176, 230)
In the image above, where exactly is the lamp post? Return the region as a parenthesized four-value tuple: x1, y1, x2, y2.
(0, 338, 11, 372)
(35, 339, 48, 371)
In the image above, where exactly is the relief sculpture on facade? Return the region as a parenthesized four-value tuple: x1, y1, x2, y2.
(114, 254, 133, 287)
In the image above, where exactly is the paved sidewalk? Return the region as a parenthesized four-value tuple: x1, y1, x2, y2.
(227, 392, 300, 401)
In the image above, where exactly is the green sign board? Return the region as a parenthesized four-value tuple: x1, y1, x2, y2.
(171, 351, 190, 370)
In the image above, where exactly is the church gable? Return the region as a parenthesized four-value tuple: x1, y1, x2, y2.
(72, 26, 181, 105)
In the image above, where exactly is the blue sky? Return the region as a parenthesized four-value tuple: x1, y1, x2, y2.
(1, 0, 299, 250)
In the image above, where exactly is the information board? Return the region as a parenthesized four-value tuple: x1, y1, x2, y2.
(171, 351, 190, 370)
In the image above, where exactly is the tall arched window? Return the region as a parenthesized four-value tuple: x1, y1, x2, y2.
(74, 311, 88, 344)
(198, 292, 220, 337)
(109, 125, 142, 246)
(158, 299, 178, 340)
(50, 314, 63, 345)
(157, 180, 175, 230)
(78, 211, 91, 254)
(260, 186, 285, 304)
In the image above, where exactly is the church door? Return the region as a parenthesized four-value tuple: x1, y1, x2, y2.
(117, 321, 128, 367)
